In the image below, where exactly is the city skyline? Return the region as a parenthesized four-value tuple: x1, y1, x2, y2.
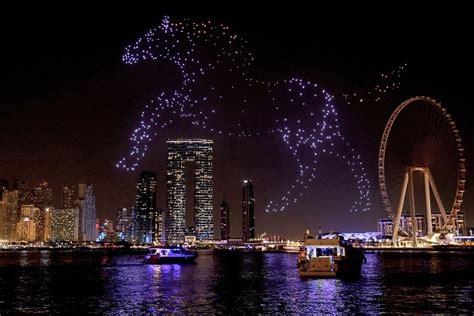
(0, 5, 472, 238)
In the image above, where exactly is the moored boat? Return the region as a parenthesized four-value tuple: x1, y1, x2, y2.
(298, 230, 365, 277)
(144, 246, 198, 264)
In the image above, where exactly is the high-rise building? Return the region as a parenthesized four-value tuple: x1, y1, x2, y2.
(378, 211, 468, 237)
(242, 180, 255, 241)
(116, 208, 134, 242)
(62, 185, 76, 209)
(16, 204, 39, 242)
(134, 171, 158, 244)
(43, 207, 53, 241)
(51, 208, 80, 241)
(77, 183, 97, 241)
(220, 199, 230, 240)
(155, 208, 164, 243)
(16, 181, 35, 206)
(34, 181, 53, 207)
(32, 181, 53, 241)
(166, 139, 213, 243)
(0, 190, 19, 241)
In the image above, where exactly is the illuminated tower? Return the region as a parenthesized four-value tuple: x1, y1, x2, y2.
(62, 185, 76, 209)
(242, 180, 255, 241)
(166, 139, 213, 243)
(16, 204, 38, 242)
(77, 183, 97, 241)
(0, 190, 19, 240)
(51, 208, 80, 241)
(134, 171, 158, 244)
(116, 208, 134, 242)
(33, 181, 53, 241)
(220, 199, 230, 240)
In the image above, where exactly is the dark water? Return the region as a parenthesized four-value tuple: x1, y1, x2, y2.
(0, 250, 473, 313)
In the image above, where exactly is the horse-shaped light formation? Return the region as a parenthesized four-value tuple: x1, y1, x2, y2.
(116, 16, 406, 213)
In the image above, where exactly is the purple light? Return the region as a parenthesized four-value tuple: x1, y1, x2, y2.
(117, 16, 406, 214)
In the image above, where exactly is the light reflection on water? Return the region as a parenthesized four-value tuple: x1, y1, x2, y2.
(0, 250, 473, 313)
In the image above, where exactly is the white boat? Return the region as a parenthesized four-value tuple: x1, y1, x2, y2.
(144, 246, 198, 264)
(280, 241, 302, 253)
(298, 232, 365, 277)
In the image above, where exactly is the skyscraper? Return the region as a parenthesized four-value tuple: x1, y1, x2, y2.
(134, 171, 158, 244)
(166, 139, 213, 243)
(33, 181, 53, 241)
(77, 183, 97, 241)
(34, 181, 52, 207)
(16, 204, 39, 242)
(220, 199, 230, 240)
(15, 181, 35, 207)
(43, 207, 53, 241)
(242, 180, 255, 241)
(62, 185, 75, 209)
(0, 190, 19, 240)
(116, 208, 134, 242)
(51, 208, 80, 241)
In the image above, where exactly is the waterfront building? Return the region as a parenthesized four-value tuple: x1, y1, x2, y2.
(378, 211, 467, 237)
(43, 207, 53, 241)
(134, 171, 159, 244)
(220, 199, 230, 240)
(62, 185, 75, 209)
(166, 139, 213, 243)
(0, 190, 19, 241)
(16, 204, 39, 242)
(77, 183, 97, 241)
(242, 180, 255, 241)
(51, 208, 80, 241)
(116, 208, 134, 242)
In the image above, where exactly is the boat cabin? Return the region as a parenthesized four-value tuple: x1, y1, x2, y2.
(303, 238, 345, 258)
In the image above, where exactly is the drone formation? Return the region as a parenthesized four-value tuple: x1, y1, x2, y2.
(116, 16, 406, 213)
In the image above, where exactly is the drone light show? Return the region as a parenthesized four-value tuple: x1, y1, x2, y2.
(116, 16, 406, 213)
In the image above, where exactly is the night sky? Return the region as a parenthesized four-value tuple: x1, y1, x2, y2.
(1, 4, 472, 238)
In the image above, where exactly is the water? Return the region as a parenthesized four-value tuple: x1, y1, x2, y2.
(0, 250, 473, 313)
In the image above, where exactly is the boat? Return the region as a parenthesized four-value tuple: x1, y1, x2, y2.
(280, 241, 302, 253)
(298, 231, 365, 277)
(144, 246, 198, 264)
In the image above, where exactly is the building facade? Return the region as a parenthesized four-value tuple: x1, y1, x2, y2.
(33, 181, 53, 241)
(77, 183, 97, 241)
(242, 180, 255, 241)
(16, 204, 39, 242)
(0, 190, 19, 241)
(51, 208, 80, 241)
(62, 185, 76, 209)
(116, 208, 134, 242)
(378, 211, 467, 237)
(220, 199, 230, 240)
(134, 171, 158, 244)
(166, 139, 213, 243)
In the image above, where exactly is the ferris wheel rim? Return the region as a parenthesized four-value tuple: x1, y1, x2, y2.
(378, 96, 466, 230)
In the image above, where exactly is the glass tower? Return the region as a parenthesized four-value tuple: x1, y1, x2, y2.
(166, 139, 213, 243)
(135, 171, 157, 244)
(220, 199, 230, 240)
(242, 180, 255, 241)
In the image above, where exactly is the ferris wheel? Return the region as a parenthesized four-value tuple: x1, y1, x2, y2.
(378, 96, 466, 245)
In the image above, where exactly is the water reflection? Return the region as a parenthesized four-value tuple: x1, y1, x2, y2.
(0, 250, 473, 313)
